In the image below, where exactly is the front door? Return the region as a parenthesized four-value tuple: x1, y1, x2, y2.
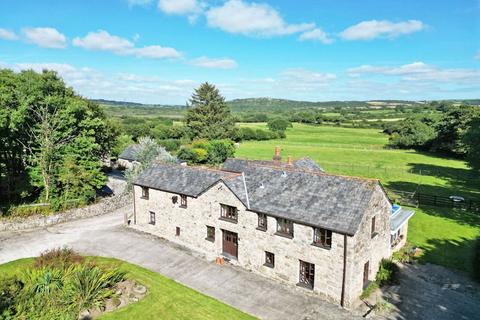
(363, 261, 370, 287)
(222, 230, 238, 258)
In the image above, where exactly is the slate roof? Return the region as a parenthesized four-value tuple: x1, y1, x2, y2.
(118, 145, 140, 161)
(222, 157, 324, 173)
(134, 163, 242, 198)
(135, 160, 381, 235)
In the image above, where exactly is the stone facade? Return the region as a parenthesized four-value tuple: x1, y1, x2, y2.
(131, 180, 394, 308)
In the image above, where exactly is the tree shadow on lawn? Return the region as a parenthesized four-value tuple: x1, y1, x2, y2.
(415, 236, 477, 276)
(406, 163, 480, 198)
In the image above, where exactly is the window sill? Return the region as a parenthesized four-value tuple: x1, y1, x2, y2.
(296, 282, 313, 290)
(219, 217, 238, 224)
(148, 222, 155, 226)
(180, 205, 187, 209)
(311, 242, 331, 250)
(371, 232, 379, 239)
(263, 263, 274, 268)
(256, 227, 267, 232)
(274, 232, 293, 239)
(205, 237, 215, 242)
(140, 196, 149, 200)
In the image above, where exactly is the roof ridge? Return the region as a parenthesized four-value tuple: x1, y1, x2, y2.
(243, 163, 379, 182)
(153, 162, 242, 177)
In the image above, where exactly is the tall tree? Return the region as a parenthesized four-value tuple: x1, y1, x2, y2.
(184, 82, 235, 139)
(0, 68, 116, 208)
(432, 106, 480, 155)
(464, 117, 480, 172)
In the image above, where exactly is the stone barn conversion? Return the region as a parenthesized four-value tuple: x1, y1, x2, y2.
(129, 147, 414, 307)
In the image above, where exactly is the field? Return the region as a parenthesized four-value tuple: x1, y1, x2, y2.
(0, 257, 255, 320)
(237, 123, 480, 276)
(237, 123, 480, 200)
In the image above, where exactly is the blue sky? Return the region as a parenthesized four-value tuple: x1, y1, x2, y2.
(0, 0, 479, 104)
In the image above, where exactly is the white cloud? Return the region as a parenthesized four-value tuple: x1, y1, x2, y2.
(299, 28, 333, 44)
(22, 27, 67, 48)
(347, 62, 480, 83)
(73, 30, 132, 53)
(72, 30, 181, 59)
(190, 56, 238, 69)
(0, 28, 18, 41)
(158, 0, 200, 15)
(10, 62, 197, 104)
(340, 20, 425, 40)
(475, 51, 480, 60)
(206, 0, 314, 37)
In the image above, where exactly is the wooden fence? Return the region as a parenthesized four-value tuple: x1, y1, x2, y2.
(388, 189, 480, 213)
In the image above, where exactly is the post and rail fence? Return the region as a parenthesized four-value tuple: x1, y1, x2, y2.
(387, 189, 480, 213)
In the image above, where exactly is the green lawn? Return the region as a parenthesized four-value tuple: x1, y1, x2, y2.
(407, 206, 480, 275)
(0, 257, 255, 320)
(237, 123, 480, 276)
(237, 123, 480, 200)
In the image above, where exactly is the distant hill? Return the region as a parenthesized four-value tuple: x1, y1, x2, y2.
(226, 98, 370, 112)
(92, 97, 479, 113)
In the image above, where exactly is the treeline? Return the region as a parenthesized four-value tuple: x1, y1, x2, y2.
(0, 69, 116, 212)
(383, 105, 480, 170)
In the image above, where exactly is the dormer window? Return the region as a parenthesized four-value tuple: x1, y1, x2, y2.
(180, 194, 187, 208)
(313, 228, 332, 249)
(141, 187, 149, 200)
(276, 218, 293, 238)
(257, 213, 267, 231)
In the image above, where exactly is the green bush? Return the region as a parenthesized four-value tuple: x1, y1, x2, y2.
(375, 259, 400, 286)
(3, 248, 126, 319)
(6, 204, 51, 218)
(158, 139, 181, 152)
(177, 139, 236, 165)
(206, 140, 235, 164)
(34, 247, 84, 269)
(0, 276, 23, 319)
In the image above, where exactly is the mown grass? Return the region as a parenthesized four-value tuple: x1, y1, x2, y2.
(237, 123, 480, 200)
(407, 206, 480, 275)
(237, 123, 480, 276)
(0, 257, 255, 320)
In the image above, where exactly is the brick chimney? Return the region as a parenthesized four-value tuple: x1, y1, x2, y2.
(272, 146, 282, 162)
(287, 155, 293, 166)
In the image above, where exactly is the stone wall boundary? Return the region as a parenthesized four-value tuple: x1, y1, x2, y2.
(0, 193, 132, 232)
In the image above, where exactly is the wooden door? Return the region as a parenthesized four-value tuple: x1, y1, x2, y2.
(222, 230, 238, 258)
(363, 261, 369, 287)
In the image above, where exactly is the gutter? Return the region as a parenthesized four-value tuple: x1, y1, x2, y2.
(341, 234, 347, 308)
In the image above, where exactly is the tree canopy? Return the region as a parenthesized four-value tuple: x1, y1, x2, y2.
(464, 117, 480, 172)
(0, 68, 116, 210)
(184, 82, 235, 140)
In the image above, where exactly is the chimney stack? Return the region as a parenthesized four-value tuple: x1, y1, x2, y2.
(287, 155, 293, 166)
(272, 146, 282, 162)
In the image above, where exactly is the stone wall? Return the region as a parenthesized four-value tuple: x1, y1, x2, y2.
(131, 181, 393, 307)
(0, 193, 131, 232)
(344, 184, 392, 307)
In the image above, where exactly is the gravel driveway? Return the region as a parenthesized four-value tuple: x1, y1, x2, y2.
(1, 205, 478, 320)
(0, 205, 360, 320)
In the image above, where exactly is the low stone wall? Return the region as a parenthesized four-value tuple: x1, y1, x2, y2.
(0, 193, 132, 232)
